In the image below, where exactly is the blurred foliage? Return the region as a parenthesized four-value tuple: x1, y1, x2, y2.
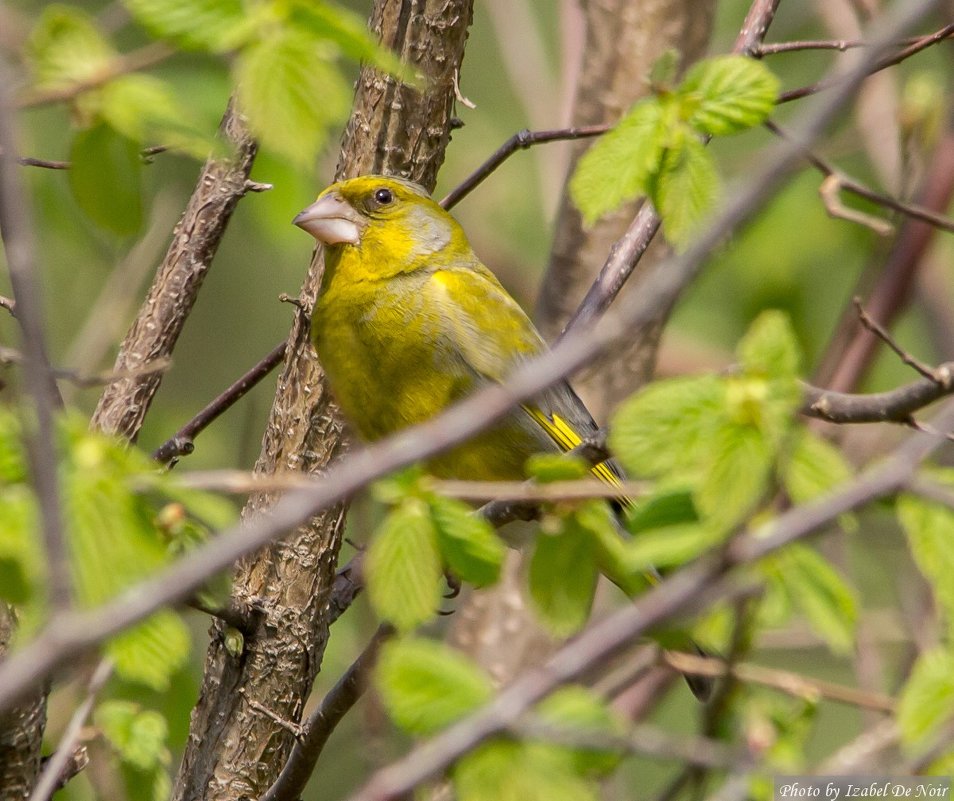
(1, 0, 953, 799)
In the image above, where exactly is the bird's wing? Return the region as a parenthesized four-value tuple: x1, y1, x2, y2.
(426, 265, 622, 487)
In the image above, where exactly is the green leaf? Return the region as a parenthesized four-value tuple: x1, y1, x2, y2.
(26, 5, 115, 91)
(0, 486, 43, 606)
(781, 429, 854, 505)
(680, 55, 780, 136)
(365, 499, 443, 632)
(738, 310, 801, 381)
(624, 523, 722, 573)
(529, 516, 599, 636)
(570, 99, 668, 225)
(626, 487, 698, 533)
(96, 701, 171, 772)
(897, 492, 954, 639)
(0, 409, 27, 484)
(107, 611, 190, 690)
(898, 648, 954, 748)
(764, 544, 858, 654)
(68, 124, 143, 235)
(454, 740, 597, 801)
(694, 420, 773, 532)
(289, 0, 409, 78)
(524, 453, 590, 482)
(429, 496, 505, 588)
(122, 0, 248, 51)
(609, 375, 725, 478)
(536, 686, 624, 776)
(375, 638, 493, 736)
(236, 30, 351, 166)
(99, 74, 213, 159)
(651, 133, 720, 249)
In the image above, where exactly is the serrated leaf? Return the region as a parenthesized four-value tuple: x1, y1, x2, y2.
(695, 420, 773, 531)
(26, 5, 115, 91)
(365, 499, 443, 632)
(764, 544, 857, 654)
(69, 124, 143, 235)
(122, 0, 248, 51)
(781, 429, 854, 505)
(375, 638, 493, 736)
(897, 493, 954, 639)
(609, 375, 725, 478)
(652, 133, 720, 249)
(454, 740, 597, 801)
(236, 30, 351, 165)
(96, 701, 171, 771)
(897, 648, 954, 748)
(738, 310, 801, 381)
(536, 686, 624, 776)
(108, 611, 190, 690)
(570, 99, 668, 225)
(529, 516, 598, 636)
(100, 74, 213, 159)
(680, 55, 780, 135)
(429, 496, 505, 587)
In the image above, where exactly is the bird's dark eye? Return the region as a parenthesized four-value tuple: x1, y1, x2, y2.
(373, 187, 394, 205)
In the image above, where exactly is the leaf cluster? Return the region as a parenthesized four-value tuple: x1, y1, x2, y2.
(570, 55, 780, 247)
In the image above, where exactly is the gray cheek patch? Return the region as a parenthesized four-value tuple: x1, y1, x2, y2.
(406, 205, 452, 258)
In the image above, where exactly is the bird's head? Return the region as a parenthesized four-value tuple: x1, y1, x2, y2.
(293, 176, 468, 267)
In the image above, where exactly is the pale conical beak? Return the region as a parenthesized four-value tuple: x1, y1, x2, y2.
(293, 192, 364, 245)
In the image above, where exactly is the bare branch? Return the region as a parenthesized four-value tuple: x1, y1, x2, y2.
(152, 342, 287, 464)
(90, 100, 258, 440)
(0, 56, 69, 609)
(755, 28, 952, 55)
(260, 625, 394, 801)
(853, 297, 941, 381)
(778, 22, 954, 104)
(15, 41, 174, 109)
(660, 651, 896, 712)
(28, 659, 112, 801)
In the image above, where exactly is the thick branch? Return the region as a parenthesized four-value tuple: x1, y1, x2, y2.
(90, 101, 257, 440)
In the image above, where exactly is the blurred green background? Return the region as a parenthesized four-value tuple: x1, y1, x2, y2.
(2, 0, 953, 798)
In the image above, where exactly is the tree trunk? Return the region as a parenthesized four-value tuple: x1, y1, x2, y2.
(172, 3, 473, 799)
(0, 603, 47, 800)
(450, 0, 716, 687)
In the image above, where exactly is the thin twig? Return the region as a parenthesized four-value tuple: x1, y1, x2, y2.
(260, 625, 394, 801)
(0, 294, 14, 316)
(16, 41, 175, 109)
(819, 174, 895, 235)
(511, 717, 741, 769)
(439, 125, 609, 210)
(16, 157, 70, 170)
(0, 58, 70, 609)
(766, 120, 954, 234)
(660, 651, 896, 712)
(152, 341, 287, 464)
(853, 297, 940, 381)
(778, 22, 954, 104)
(755, 30, 950, 56)
(28, 658, 113, 801)
(0, 346, 171, 387)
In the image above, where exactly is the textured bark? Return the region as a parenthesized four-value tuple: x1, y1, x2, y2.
(172, 3, 473, 799)
(90, 103, 257, 440)
(0, 603, 46, 800)
(450, 0, 716, 687)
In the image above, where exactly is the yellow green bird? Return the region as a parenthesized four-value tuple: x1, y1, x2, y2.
(293, 175, 620, 487)
(294, 175, 711, 700)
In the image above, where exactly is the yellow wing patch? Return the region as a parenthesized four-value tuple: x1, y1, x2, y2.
(523, 407, 622, 489)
